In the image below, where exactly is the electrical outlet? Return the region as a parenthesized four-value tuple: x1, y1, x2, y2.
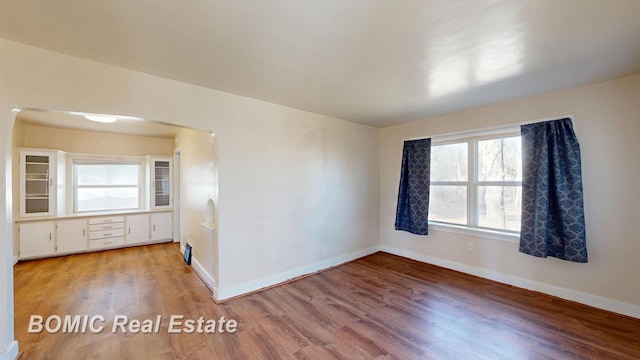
(268, 249, 276, 260)
(467, 242, 474, 251)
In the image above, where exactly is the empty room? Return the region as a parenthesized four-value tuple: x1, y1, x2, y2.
(1, 1, 639, 359)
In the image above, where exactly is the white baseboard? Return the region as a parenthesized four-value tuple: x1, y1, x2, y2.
(0, 341, 19, 360)
(180, 245, 218, 299)
(13, 256, 18, 266)
(216, 246, 380, 301)
(380, 245, 640, 319)
(191, 255, 216, 292)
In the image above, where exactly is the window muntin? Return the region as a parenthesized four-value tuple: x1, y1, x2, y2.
(429, 132, 522, 233)
(74, 161, 142, 213)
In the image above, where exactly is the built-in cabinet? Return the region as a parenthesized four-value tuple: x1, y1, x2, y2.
(16, 148, 176, 261)
(89, 216, 126, 250)
(151, 212, 173, 241)
(56, 219, 87, 254)
(17, 211, 173, 260)
(148, 157, 173, 209)
(19, 150, 66, 217)
(18, 221, 55, 259)
(126, 214, 151, 245)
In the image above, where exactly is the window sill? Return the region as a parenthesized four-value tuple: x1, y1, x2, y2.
(428, 222, 519, 243)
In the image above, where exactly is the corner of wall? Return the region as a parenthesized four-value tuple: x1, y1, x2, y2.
(0, 341, 19, 360)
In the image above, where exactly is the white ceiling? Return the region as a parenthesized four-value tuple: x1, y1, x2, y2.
(1, 1, 639, 127)
(16, 109, 183, 138)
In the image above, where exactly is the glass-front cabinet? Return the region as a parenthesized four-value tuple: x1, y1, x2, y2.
(19, 150, 66, 217)
(149, 157, 172, 209)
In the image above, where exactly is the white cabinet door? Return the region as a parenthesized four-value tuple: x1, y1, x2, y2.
(126, 214, 150, 245)
(150, 212, 173, 241)
(149, 157, 172, 209)
(20, 151, 55, 217)
(56, 219, 87, 254)
(19, 221, 55, 259)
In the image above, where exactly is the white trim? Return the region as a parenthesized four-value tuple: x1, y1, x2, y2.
(428, 223, 519, 243)
(191, 256, 216, 292)
(0, 341, 19, 360)
(12, 257, 17, 266)
(380, 245, 640, 319)
(403, 113, 575, 142)
(211, 285, 219, 301)
(429, 131, 524, 234)
(180, 245, 216, 296)
(215, 246, 380, 301)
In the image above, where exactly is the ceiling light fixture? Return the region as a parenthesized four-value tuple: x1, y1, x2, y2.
(84, 114, 118, 123)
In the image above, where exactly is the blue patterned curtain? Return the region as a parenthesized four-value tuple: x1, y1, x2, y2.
(395, 138, 431, 235)
(520, 118, 587, 263)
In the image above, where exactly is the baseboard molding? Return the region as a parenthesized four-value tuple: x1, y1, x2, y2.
(191, 256, 216, 292)
(179, 245, 217, 299)
(13, 256, 18, 266)
(0, 341, 19, 360)
(380, 245, 640, 319)
(216, 246, 380, 301)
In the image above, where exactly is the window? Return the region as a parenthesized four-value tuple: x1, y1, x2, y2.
(74, 161, 142, 213)
(429, 130, 522, 233)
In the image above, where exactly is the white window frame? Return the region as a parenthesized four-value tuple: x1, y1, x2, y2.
(429, 128, 522, 242)
(72, 159, 144, 213)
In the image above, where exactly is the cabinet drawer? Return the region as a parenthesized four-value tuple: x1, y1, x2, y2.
(89, 228, 125, 240)
(89, 222, 124, 232)
(89, 237, 125, 249)
(89, 216, 125, 225)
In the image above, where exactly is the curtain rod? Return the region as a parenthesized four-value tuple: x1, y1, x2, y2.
(403, 113, 575, 142)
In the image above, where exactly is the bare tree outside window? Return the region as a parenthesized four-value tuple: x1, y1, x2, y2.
(429, 132, 522, 232)
(477, 136, 521, 231)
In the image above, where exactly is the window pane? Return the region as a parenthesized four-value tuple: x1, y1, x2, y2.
(431, 143, 468, 181)
(478, 136, 522, 181)
(77, 187, 139, 212)
(477, 186, 521, 231)
(428, 185, 467, 225)
(76, 164, 140, 186)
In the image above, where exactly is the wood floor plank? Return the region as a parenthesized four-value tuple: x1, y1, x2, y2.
(13, 244, 640, 359)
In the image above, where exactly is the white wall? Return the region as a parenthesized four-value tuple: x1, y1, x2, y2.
(216, 105, 380, 298)
(379, 73, 640, 317)
(11, 122, 26, 260)
(0, 38, 380, 358)
(175, 128, 219, 291)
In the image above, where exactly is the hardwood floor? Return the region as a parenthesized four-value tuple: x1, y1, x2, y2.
(14, 243, 640, 359)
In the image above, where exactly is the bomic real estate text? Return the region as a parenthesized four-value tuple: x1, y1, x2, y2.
(28, 314, 238, 334)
